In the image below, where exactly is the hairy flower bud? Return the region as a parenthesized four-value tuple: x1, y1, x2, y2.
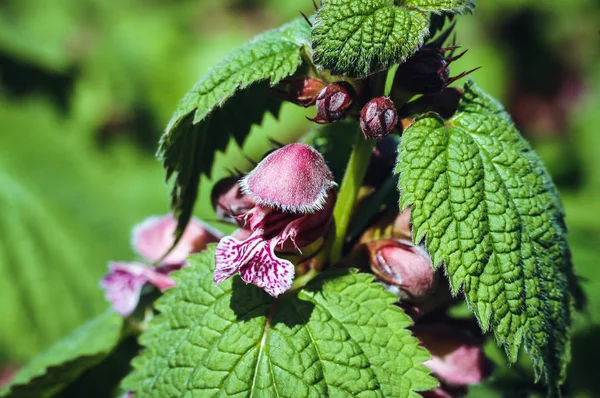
(360, 96, 398, 140)
(274, 77, 327, 107)
(366, 239, 437, 302)
(414, 324, 494, 388)
(309, 82, 354, 124)
(240, 143, 337, 213)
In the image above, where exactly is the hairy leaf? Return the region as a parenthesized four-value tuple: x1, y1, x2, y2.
(123, 246, 437, 397)
(160, 18, 311, 245)
(0, 311, 123, 398)
(402, 0, 476, 14)
(311, 0, 429, 77)
(396, 80, 579, 395)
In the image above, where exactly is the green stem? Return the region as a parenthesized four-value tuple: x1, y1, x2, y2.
(329, 129, 376, 264)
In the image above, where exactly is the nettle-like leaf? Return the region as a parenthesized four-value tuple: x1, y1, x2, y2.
(311, 0, 474, 78)
(160, 18, 311, 242)
(123, 246, 437, 397)
(396, 80, 579, 395)
(0, 310, 123, 398)
(403, 0, 476, 13)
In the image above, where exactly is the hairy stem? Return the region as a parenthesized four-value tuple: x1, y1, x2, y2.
(330, 129, 375, 264)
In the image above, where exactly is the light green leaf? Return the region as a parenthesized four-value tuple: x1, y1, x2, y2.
(395, 80, 580, 396)
(159, 17, 311, 245)
(401, 0, 476, 14)
(311, 0, 429, 77)
(123, 246, 437, 397)
(0, 310, 123, 398)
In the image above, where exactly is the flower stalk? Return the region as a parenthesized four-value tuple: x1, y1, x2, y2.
(330, 128, 376, 264)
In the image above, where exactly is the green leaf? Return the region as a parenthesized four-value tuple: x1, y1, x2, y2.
(1, 310, 123, 398)
(159, 18, 311, 245)
(0, 170, 107, 362)
(401, 0, 476, 14)
(395, 80, 580, 395)
(123, 246, 437, 397)
(311, 0, 429, 78)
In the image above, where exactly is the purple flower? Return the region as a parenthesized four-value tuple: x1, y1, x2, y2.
(215, 143, 336, 297)
(101, 215, 222, 316)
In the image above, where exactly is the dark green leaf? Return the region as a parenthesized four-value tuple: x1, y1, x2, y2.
(123, 246, 437, 397)
(0, 311, 123, 398)
(395, 80, 580, 396)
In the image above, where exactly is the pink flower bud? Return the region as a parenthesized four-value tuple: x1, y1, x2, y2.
(132, 214, 222, 266)
(360, 97, 398, 140)
(100, 262, 176, 316)
(240, 143, 336, 213)
(275, 77, 327, 107)
(414, 324, 494, 387)
(366, 239, 437, 302)
(309, 82, 354, 124)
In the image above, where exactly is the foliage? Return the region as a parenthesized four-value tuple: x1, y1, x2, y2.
(123, 247, 437, 397)
(1, 0, 599, 397)
(0, 311, 123, 398)
(396, 80, 577, 393)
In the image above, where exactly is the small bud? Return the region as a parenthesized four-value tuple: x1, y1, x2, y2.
(366, 239, 437, 302)
(414, 324, 494, 387)
(309, 82, 354, 124)
(360, 97, 398, 140)
(240, 143, 337, 213)
(274, 77, 327, 107)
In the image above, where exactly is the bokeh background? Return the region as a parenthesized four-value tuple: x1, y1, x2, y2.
(0, 0, 598, 396)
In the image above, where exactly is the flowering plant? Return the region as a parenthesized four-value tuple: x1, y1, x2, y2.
(2, 2, 583, 398)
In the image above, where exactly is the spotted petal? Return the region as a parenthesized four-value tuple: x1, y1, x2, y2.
(215, 235, 294, 297)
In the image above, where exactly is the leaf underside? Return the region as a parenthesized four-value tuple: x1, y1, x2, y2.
(396, 80, 579, 396)
(123, 246, 437, 397)
(159, 18, 311, 244)
(0, 310, 123, 398)
(311, 0, 474, 78)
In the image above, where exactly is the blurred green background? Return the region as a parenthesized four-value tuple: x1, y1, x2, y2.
(0, 0, 598, 396)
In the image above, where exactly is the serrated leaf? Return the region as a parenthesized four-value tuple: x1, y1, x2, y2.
(159, 18, 311, 245)
(0, 310, 123, 398)
(402, 0, 476, 14)
(311, 0, 429, 77)
(123, 246, 437, 397)
(395, 80, 580, 396)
